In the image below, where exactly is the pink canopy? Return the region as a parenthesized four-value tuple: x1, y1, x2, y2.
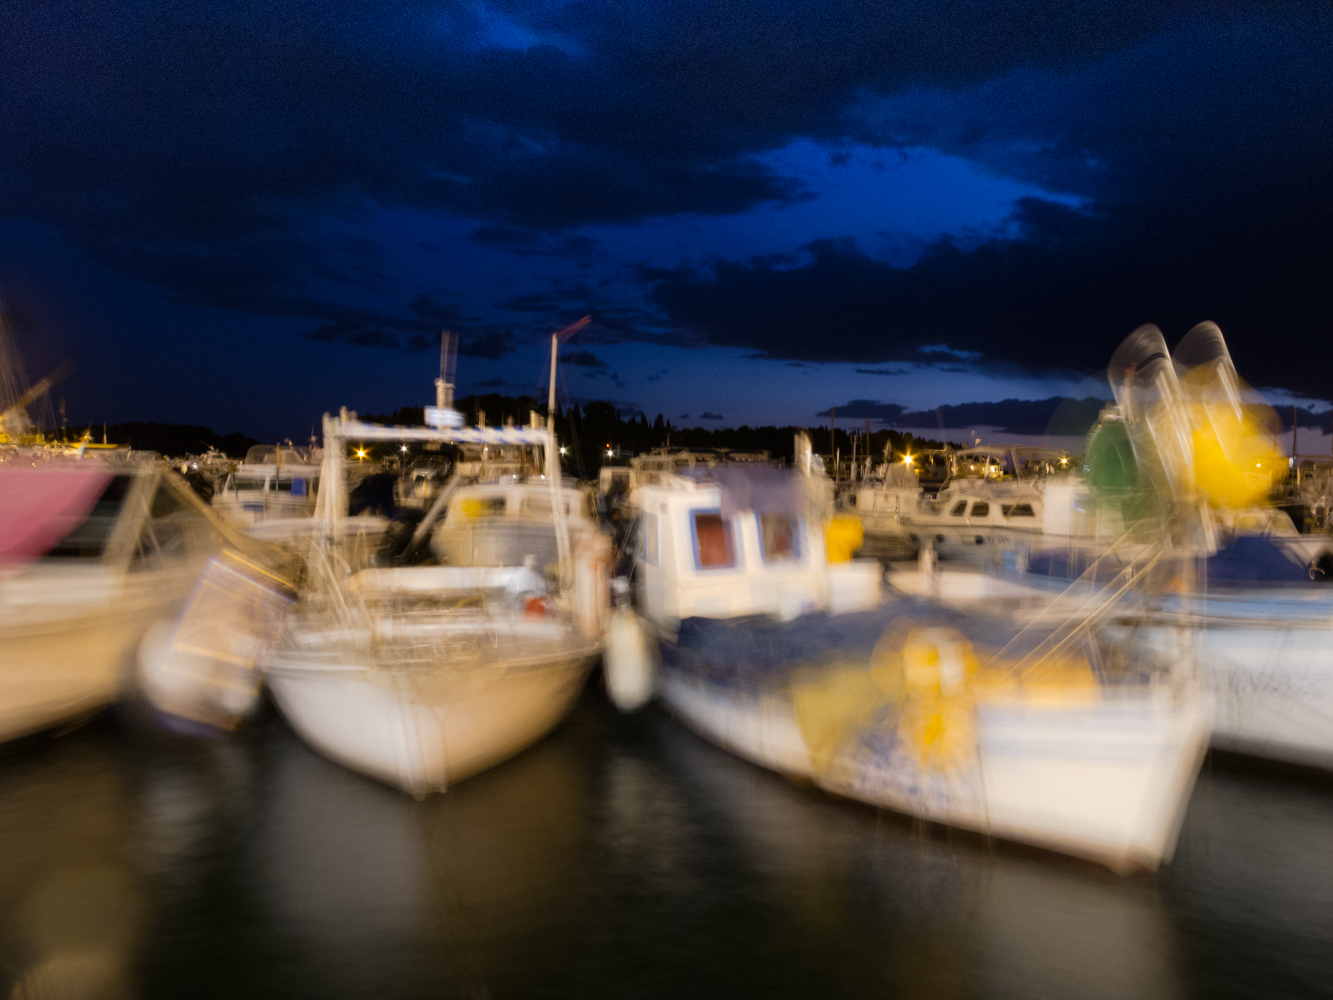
(0, 463, 115, 565)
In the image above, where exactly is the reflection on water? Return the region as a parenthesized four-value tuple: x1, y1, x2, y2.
(0, 725, 144, 999)
(0, 694, 1328, 998)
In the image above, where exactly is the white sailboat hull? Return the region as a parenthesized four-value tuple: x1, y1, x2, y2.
(659, 670, 1208, 873)
(1172, 603, 1333, 769)
(267, 632, 596, 795)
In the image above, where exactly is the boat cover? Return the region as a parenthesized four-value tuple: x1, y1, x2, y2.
(1025, 536, 1321, 588)
(1203, 534, 1318, 585)
(663, 598, 1029, 689)
(0, 464, 114, 565)
(1026, 548, 1125, 583)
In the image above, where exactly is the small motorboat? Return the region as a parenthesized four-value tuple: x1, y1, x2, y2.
(211, 443, 324, 528)
(855, 446, 1084, 564)
(265, 407, 610, 795)
(0, 454, 281, 740)
(605, 436, 1208, 873)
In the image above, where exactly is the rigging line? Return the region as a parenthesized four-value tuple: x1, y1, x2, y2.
(1010, 551, 1165, 674)
(980, 532, 1150, 673)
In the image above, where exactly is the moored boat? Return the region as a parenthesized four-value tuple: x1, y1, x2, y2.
(0, 454, 278, 740)
(212, 443, 324, 528)
(608, 439, 1208, 872)
(892, 322, 1333, 771)
(265, 405, 610, 795)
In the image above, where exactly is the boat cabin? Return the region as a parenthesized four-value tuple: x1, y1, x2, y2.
(213, 446, 323, 526)
(433, 481, 597, 570)
(634, 472, 881, 625)
(599, 466, 631, 495)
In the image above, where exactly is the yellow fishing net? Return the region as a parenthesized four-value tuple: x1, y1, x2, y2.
(791, 624, 1099, 777)
(1176, 322, 1281, 509)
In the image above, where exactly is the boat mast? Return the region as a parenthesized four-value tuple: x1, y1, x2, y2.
(547, 331, 559, 480)
(436, 330, 456, 411)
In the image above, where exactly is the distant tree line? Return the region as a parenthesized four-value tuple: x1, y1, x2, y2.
(359, 394, 961, 479)
(62, 397, 975, 466)
(74, 422, 259, 458)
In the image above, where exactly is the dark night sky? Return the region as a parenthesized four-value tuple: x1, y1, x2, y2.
(2, 2, 1331, 441)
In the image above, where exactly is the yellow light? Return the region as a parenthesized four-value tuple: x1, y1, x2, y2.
(903, 454, 913, 465)
(400, 444, 408, 453)
(355, 448, 367, 460)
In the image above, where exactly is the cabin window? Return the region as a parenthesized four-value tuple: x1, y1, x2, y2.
(290, 478, 308, 497)
(234, 477, 266, 492)
(970, 502, 990, 517)
(950, 501, 968, 516)
(642, 512, 659, 565)
(758, 514, 801, 563)
(1003, 503, 1035, 518)
(519, 495, 571, 519)
(42, 475, 134, 560)
(691, 510, 735, 570)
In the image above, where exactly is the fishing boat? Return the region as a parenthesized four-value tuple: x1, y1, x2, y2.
(265, 398, 611, 795)
(894, 323, 1333, 771)
(605, 436, 1208, 873)
(0, 454, 277, 740)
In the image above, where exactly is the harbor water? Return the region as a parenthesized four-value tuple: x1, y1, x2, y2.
(0, 690, 1329, 1000)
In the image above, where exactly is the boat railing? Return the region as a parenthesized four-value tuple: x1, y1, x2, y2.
(977, 532, 1176, 685)
(315, 408, 573, 590)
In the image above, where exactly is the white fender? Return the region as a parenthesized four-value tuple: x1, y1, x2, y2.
(603, 606, 658, 713)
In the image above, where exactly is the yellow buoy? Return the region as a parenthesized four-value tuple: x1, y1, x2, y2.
(824, 515, 864, 563)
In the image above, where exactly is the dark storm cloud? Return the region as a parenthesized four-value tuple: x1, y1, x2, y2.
(458, 330, 516, 359)
(630, 12, 1333, 395)
(498, 285, 699, 349)
(818, 396, 1108, 436)
(471, 225, 597, 261)
(302, 298, 514, 357)
(2, 1, 1331, 400)
(1281, 408, 1333, 434)
(559, 351, 606, 369)
(648, 171, 1333, 395)
(0, 2, 1185, 317)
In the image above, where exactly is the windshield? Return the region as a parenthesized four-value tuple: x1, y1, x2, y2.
(41, 475, 134, 560)
(243, 445, 310, 465)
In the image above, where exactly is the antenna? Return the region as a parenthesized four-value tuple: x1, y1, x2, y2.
(548, 315, 591, 429)
(436, 330, 457, 409)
